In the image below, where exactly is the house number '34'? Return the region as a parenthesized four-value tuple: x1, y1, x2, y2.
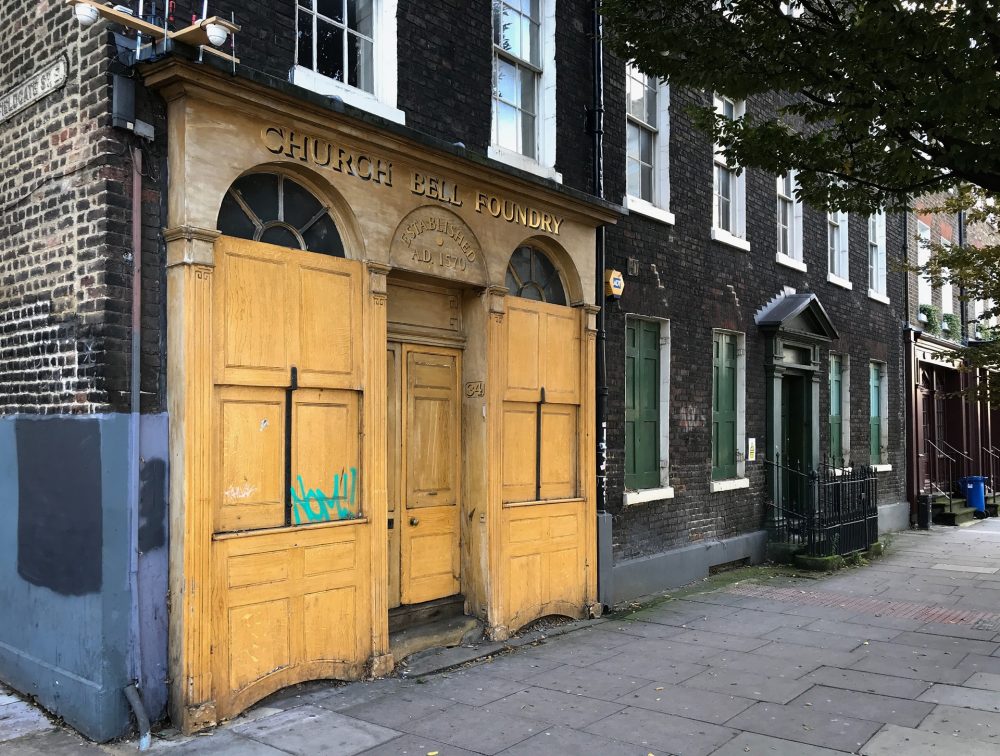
(464, 381, 485, 397)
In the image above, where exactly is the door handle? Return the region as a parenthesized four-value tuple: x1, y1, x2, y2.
(409, 517, 419, 526)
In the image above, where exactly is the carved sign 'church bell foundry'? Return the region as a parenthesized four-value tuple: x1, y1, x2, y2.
(147, 60, 618, 732)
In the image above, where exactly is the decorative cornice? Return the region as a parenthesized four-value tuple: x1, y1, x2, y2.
(163, 225, 221, 244)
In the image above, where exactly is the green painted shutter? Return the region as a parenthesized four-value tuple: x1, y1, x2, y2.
(829, 355, 843, 466)
(712, 332, 738, 480)
(870, 363, 882, 463)
(625, 320, 660, 489)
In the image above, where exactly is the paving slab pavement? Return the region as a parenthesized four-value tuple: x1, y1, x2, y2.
(6, 520, 1000, 753)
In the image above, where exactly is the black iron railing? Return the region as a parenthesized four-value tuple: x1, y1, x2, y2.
(765, 457, 879, 557)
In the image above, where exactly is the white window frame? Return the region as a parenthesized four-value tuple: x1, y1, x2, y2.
(775, 171, 804, 271)
(827, 210, 851, 289)
(711, 94, 749, 252)
(867, 210, 888, 303)
(623, 317, 673, 505)
(917, 220, 933, 306)
(975, 299, 996, 337)
(624, 67, 673, 225)
(489, 0, 560, 181)
(291, 0, 404, 125)
(709, 329, 748, 492)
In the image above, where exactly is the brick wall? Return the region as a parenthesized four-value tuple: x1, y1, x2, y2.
(1, 4, 166, 415)
(602, 84, 908, 561)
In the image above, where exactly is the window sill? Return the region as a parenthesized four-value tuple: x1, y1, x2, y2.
(710, 477, 750, 493)
(872, 464, 893, 473)
(487, 145, 563, 183)
(625, 195, 675, 226)
(831, 466, 852, 477)
(868, 289, 890, 305)
(623, 486, 675, 506)
(710, 227, 751, 252)
(775, 252, 807, 273)
(290, 66, 405, 125)
(827, 272, 853, 290)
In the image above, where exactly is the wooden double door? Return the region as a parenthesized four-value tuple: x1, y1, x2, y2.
(386, 343, 462, 608)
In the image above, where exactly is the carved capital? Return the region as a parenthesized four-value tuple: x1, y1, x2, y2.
(487, 285, 508, 319)
(583, 304, 600, 333)
(165, 225, 221, 268)
(366, 261, 392, 299)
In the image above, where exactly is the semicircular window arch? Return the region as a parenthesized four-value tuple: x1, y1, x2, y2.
(505, 246, 567, 305)
(217, 172, 345, 257)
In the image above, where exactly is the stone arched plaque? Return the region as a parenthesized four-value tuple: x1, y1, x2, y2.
(389, 207, 488, 287)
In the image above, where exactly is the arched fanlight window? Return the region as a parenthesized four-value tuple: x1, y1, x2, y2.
(505, 246, 567, 305)
(217, 172, 345, 256)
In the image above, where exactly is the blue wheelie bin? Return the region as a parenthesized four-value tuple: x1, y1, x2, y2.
(960, 476, 987, 516)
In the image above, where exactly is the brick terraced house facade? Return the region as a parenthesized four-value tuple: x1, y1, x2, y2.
(600, 79, 908, 599)
(903, 198, 1000, 526)
(0, 0, 908, 740)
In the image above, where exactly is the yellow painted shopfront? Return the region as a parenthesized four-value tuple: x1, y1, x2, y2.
(146, 60, 616, 733)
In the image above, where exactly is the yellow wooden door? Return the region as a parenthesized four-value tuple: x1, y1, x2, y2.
(210, 237, 371, 722)
(499, 298, 591, 631)
(400, 345, 461, 604)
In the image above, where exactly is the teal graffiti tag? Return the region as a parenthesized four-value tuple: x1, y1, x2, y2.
(291, 468, 359, 523)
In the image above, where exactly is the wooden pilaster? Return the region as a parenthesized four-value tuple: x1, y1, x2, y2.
(365, 262, 393, 676)
(165, 225, 219, 733)
(485, 286, 508, 641)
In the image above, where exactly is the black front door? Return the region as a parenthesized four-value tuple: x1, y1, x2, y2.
(781, 374, 810, 507)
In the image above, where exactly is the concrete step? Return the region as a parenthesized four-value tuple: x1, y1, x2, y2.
(388, 594, 464, 634)
(931, 493, 957, 508)
(389, 614, 483, 664)
(933, 506, 977, 527)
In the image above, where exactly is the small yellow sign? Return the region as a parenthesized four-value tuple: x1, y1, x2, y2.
(604, 269, 625, 299)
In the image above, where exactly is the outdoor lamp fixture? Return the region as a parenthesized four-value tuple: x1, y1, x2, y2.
(204, 22, 228, 46)
(73, 2, 100, 25)
(66, 0, 241, 65)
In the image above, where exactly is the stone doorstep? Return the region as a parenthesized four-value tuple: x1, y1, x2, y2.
(395, 615, 608, 678)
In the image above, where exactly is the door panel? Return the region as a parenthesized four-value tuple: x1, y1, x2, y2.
(297, 264, 361, 388)
(502, 403, 537, 502)
(217, 250, 293, 386)
(217, 386, 286, 531)
(291, 389, 361, 524)
(540, 404, 577, 500)
(401, 346, 461, 604)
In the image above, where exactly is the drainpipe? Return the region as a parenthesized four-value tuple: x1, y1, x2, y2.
(592, 1, 607, 506)
(127, 146, 151, 751)
(902, 208, 917, 521)
(591, 0, 613, 608)
(958, 209, 967, 343)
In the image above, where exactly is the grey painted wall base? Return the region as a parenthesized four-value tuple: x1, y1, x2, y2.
(878, 500, 910, 536)
(608, 530, 768, 606)
(0, 413, 169, 742)
(597, 511, 613, 608)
